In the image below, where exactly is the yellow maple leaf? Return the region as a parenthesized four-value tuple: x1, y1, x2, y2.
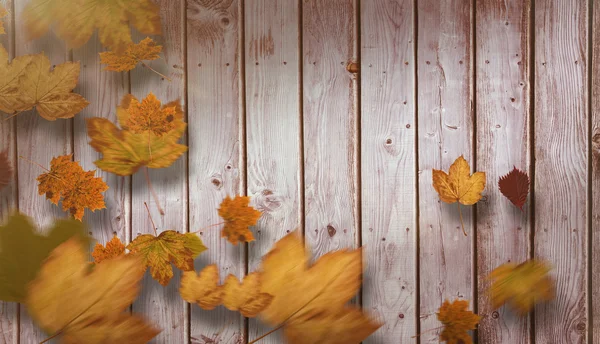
(23, 0, 161, 53)
(218, 195, 262, 245)
(436, 299, 480, 344)
(0, 5, 7, 35)
(432, 155, 486, 235)
(0, 45, 34, 114)
(488, 259, 554, 314)
(26, 238, 160, 343)
(92, 235, 126, 264)
(127, 230, 207, 286)
(223, 272, 273, 317)
(180, 265, 224, 310)
(87, 93, 187, 176)
(253, 231, 381, 344)
(37, 154, 108, 221)
(100, 37, 162, 72)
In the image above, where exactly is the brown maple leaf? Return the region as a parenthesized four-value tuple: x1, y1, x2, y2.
(0, 150, 12, 191)
(37, 155, 109, 220)
(100, 37, 162, 72)
(92, 235, 126, 264)
(498, 166, 529, 211)
(218, 195, 262, 245)
(436, 299, 480, 344)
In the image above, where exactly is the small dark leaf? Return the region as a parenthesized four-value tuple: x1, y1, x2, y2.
(498, 167, 529, 211)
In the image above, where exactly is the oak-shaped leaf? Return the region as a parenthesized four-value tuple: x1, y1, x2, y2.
(432, 155, 486, 236)
(0, 213, 89, 302)
(498, 167, 530, 211)
(127, 230, 207, 286)
(100, 37, 162, 72)
(218, 195, 262, 245)
(26, 238, 160, 343)
(255, 231, 381, 344)
(436, 299, 480, 344)
(92, 235, 126, 264)
(488, 259, 554, 314)
(0, 149, 12, 191)
(24, 0, 161, 53)
(87, 93, 187, 176)
(37, 155, 109, 220)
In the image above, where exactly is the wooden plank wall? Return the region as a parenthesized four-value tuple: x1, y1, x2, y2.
(0, 0, 598, 343)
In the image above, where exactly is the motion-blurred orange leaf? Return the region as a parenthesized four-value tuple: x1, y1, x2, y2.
(100, 37, 162, 72)
(26, 238, 159, 343)
(92, 235, 126, 264)
(218, 195, 262, 245)
(0, 5, 7, 35)
(223, 272, 273, 317)
(436, 299, 480, 344)
(180, 265, 224, 310)
(498, 167, 530, 211)
(0, 150, 12, 191)
(37, 155, 108, 221)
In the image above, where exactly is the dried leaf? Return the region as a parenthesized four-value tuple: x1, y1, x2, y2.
(436, 299, 480, 344)
(180, 265, 223, 310)
(498, 167, 530, 211)
(26, 238, 160, 343)
(127, 231, 206, 286)
(100, 37, 162, 72)
(0, 213, 89, 302)
(0, 5, 7, 35)
(218, 195, 262, 245)
(0, 150, 12, 191)
(87, 93, 187, 176)
(256, 231, 381, 344)
(118, 93, 177, 136)
(0, 45, 34, 114)
(488, 259, 554, 314)
(37, 155, 109, 220)
(92, 235, 126, 264)
(23, 0, 161, 53)
(222, 273, 273, 317)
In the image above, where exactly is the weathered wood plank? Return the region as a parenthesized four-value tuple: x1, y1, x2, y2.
(360, 0, 416, 342)
(475, 1, 532, 343)
(591, 0, 600, 341)
(186, 0, 245, 343)
(0, 0, 18, 342)
(129, 1, 187, 342)
(302, 0, 358, 257)
(534, 0, 588, 343)
(417, 0, 473, 342)
(245, 0, 301, 343)
(14, 0, 70, 341)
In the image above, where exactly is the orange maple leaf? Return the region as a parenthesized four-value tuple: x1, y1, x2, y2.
(100, 37, 162, 72)
(436, 299, 480, 344)
(118, 93, 177, 136)
(92, 235, 126, 264)
(217, 195, 262, 245)
(37, 155, 109, 220)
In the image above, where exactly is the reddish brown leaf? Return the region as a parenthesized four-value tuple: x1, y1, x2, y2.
(0, 150, 12, 191)
(498, 167, 529, 211)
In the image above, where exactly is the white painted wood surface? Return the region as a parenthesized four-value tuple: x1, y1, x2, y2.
(417, 1, 473, 342)
(476, 1, 532, 343)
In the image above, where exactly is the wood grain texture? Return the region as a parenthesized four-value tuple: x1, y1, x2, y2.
(475, 1, 532, 343)
(186, 0, 245, 343)
(360, 0, 416, 342)
(0, 1, 18, 342)
(534, 0, 588, 343)
(302, 0, 358, 258)
(129, 1, 188, 342)
(245, 0, 301, 343)
(417, 0, 473, 342)
(591, 0, 600, 342)
(14, 0, 70, 342)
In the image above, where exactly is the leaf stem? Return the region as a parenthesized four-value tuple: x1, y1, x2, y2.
(18, 155, 50, 172)
(4, 111, 23, 121)
(457, 203, 467, 236)
(191, 222, 226, 234)
(410, 325, 444, 339)
(140, 61, 172, 82)
(144, 167, 165, 216)
(248, 323, 286, 344)
(40, 330, 62, 344)
(144, 201, 158, 236)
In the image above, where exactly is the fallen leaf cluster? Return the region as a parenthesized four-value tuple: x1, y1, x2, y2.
(100, 37, 162, 72)
(218, 195, 262, 245)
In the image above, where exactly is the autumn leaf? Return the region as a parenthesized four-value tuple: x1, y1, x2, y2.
(0, 150, 12, 191)
(180, 265, 224, 310)
(498, 167, 530, 211)
(488, 259, 554, 314)
(436, 299, 480, 344)
(432, 155, 486, 236)
(218, 195, 262, 245)
(0, 213, 89, 302)
(253, 231, 381, 344)
(118, 93, 178, 136)
(23, 0, 161, 53)
(26, 238, 160, 343)
(223, 272, 273, 317)
(87, 93, 187, 176)
(127, 230, 206, 286)
(92, 235, 126, 264)
(100, 37, 162, 72)
(0, 45, 34, 114)
(0, 5, 7, 35)
(37, 154, 109, 221)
